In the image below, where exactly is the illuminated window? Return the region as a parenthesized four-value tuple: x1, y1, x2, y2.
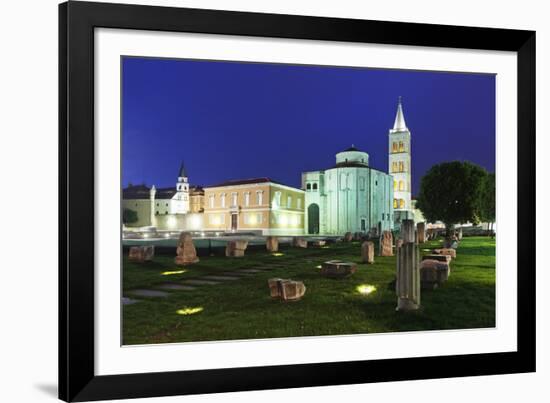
(394, 180, 397, 190)
(393, 199, 398, 209)
(256, 190, 263, 205)
(399, 141, 404, 152)
(400, 199, 405, 209)
(274, 191, 281, 208)
(209, 195, 214, 208)
(231, 192, 237, 206)
(399, 181, 404, 191)
(287, 195, 292, 208)
(399, 161, 404, 172)
(297, 198, 302, 209)
(392, 162, 398, 173)
(244, 192, 250, 207)
(392, 142, 398, 153)
(221, 193, 226, 208)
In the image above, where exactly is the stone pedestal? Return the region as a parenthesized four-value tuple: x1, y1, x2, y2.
(361, 241, 375, 264)
(293, 237, 308, 248)
(268, 278, 306, 301)
(433, 248, 456, 259)
(379, 231, 393, 256)
(420, 259, 450, 289)
(422, 254, 451, 263)
(265, 236, 279, 252)
(343, 232, 353, 242)
(396, 242, 421, 311)
(174, 232, 199, 266)
(129, 245, 155, 262)
(401, 219, 416, 244)
(320, 260, 357, 278)
(225, 240, 249, 257)
(417, 222, 426, 243)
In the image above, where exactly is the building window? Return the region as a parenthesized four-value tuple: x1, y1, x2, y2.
(297, 198, 302, 210)
(165, 211, 168, 215)
(399, 141, 404, 152)
(312, 183, 318, 191)
(156, 203, 159, 206)
(273, 191, 282, 208)
(392, 162, 398, 173)
(392, 142, 398, 153)
(256, 190, 263, 205)
(221, 193, 226, 208)
(399, 180, 404, 191)
(375, 180, 378, 186)
(287, 195, 292, 208)
(244, 192, 250, 207)
(231, 192, 238, 206)
(209, 195, 214, 208)
(393, 199, 398, 209)
(155, 211, 159, 215)
(306, 183, 311, 190)
(394, 180, 397, 190)
(399, 161, 404, 172)
(400, 199, 405, 209)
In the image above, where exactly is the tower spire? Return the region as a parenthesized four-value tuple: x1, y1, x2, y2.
(393, 96, 407, 131)
(178, 161, 187, 178)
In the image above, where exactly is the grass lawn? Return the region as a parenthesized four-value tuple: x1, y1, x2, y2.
(122, 236, 495, 345)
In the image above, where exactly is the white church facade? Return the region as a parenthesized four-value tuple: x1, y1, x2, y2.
(302, 98, 413, 235)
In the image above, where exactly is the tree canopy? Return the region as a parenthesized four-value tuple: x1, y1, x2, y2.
(123, 208, 139, 224)
(415, 161, 489, 229)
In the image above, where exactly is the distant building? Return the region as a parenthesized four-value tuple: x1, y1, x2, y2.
(203, 178, 305, 235)
(389, 97, 414, 224)
(122, 162, 204, 230)
(302, 146, 393, 235)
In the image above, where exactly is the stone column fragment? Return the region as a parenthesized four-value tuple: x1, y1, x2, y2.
(396, 242, 421, 311)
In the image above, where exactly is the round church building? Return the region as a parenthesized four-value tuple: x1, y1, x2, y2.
(301, 145, 394, 236)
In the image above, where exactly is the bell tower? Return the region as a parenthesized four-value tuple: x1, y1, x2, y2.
(173, 161, 190, 214)
(388, 97, 412, 217)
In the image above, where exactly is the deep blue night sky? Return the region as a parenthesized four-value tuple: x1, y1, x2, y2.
(122, 57, 495, 195)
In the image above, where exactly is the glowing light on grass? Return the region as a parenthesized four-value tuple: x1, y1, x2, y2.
(161, 270, 186, 276)
(176, 307, 203, 316)
(272, 253, 284, 257)
(356, 284, 377, 295)
(316, 265, 322, 269)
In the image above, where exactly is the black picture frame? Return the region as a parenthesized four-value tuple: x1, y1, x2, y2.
(59, 1, 536, 401)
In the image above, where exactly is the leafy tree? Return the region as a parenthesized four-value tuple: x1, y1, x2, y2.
(123, 208, 138, 224)
(415, 161, 488, 235)
(480, 172, 496, 234)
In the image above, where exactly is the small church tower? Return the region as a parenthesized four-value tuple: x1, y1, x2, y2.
(388, 97, 412, 220)
(172, 162, 190, 214)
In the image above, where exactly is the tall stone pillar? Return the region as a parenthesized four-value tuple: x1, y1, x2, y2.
(396, 242, 421, 311)
(401, 219, 415, 244)
(417, 222, 426, 243)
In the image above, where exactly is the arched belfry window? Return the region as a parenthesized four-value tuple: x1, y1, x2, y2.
(393, 199, 398, 209)
(399, 181, 404, 191)
(399, 199, 405, 209)
(312, 183, 318, 191)
(306, 183, 311, 190)
(399, 141, 404, 152)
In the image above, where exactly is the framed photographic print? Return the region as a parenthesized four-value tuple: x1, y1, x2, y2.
(59, 1, 535, 401)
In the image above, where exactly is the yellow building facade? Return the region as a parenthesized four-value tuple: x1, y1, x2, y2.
(203, 178, 305, 235)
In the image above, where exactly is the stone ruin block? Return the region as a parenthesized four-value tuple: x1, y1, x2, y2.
(395, 239, 404, 249)
(128, 245, 155, 263)
(396, 242, 421, 311)
(225, 240, 249, 257)
(422, 254, 451, 264)
(420, 259, 450, 289)
(265, 236, 279, 252)
(268, 278, 306, 301)
(343, 232, 353, 242)
(379, 230, 393, 256)
(293, 237, 308, 248)
(311, 240, 326, 247)
(353, 232, 365, 241)
(417, 222, 426, 243)
(174, 232, 199, 266)
(433, 248, 456, 259)
(361, 241, 375, 264)
(320, 260, 357, 278)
